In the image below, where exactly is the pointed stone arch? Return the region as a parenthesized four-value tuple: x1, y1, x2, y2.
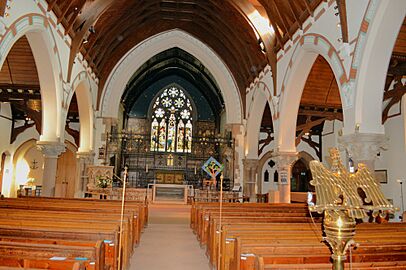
(348, 0, 406, 134)
(69, 72, 94, 153)
(277, 34, 347, 152)
(245, 81, 273, 159)
(100, 29, 243, 125)
(0, 14, 63, 142)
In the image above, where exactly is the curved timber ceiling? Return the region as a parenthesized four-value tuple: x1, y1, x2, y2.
(46, 0, 324, 102)
(121, 47, 224, 118)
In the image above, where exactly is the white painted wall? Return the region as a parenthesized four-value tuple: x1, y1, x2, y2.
(375, 96, 406, 221)
(0, 103, 12, 155)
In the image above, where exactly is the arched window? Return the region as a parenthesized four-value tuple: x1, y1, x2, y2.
(150, 86, 193, 153)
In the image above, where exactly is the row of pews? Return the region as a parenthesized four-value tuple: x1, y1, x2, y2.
(0, 196, 148, 270)
(191, 202, 406, 270)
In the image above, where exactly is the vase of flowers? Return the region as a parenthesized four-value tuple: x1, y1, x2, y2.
(96, 175, 112, 189)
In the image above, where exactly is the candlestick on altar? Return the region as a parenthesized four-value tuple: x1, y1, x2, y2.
(194, 165, 197, 175)
(146, 163, 148, 173)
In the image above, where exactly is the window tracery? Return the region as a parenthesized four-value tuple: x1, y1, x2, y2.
(150, 86, 193, 153)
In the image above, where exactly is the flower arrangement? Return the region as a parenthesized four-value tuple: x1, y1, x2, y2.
(96, 175, 112, 188)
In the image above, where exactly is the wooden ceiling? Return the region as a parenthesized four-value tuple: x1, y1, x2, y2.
(393, 17, 406, 56)
(45, 0, 324, 103)
(0, 36, 39, 87)
(300, 56, 341, 108)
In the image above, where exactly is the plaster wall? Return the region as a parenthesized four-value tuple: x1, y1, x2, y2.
(375, 97, 406, 221)
(0, 103, 12, 155)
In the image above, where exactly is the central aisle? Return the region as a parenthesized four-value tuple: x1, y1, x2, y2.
(129, 204, 210, 270)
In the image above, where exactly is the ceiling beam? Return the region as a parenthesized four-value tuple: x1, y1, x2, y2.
(303, 0, 314, 17)
(58, 1, 75, 25)
(298, 108, 343, 121)
(66, 0, 115, 82)
(382, 76, 406, 123)
(47, 0, 58, 12)
(0, 0, 7, 17)
(286, 0, 302, 30)
(336, 0, 349, 43)
(269, 0, 292, 40)
(229, 0, 278, 94)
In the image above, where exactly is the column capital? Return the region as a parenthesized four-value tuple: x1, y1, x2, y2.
(36, 141, 65, 158)
(338, 133, 388, 161)
(76, 151, 95, 161)
(243, 158, 259, 170)
(274, 151, 298, 170)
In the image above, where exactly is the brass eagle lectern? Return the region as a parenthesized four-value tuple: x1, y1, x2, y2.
(309, 148, 394, 270)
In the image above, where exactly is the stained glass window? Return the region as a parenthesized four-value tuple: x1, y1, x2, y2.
(150, 86, 193, 153)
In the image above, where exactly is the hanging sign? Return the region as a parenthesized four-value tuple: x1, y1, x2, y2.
(202, 157, 224, 178)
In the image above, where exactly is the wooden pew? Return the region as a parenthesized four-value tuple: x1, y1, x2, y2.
(256, 261, 406, 270)
(192, 202, 406, 270)
(0, 240, 104, 270)
(0, 197, 149, 270)
(223, 224, 406, 270)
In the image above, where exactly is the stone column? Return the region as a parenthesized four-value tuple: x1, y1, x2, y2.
(75, 151, 95, 198)
(36, 141, 65, 197)
(274, 152, 298, 203)
(338, 133, 387, 172)
(243, 159, 258, 202)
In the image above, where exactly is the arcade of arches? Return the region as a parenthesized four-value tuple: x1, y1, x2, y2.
(0, 0, 405, 219)
(0, 0, 405, 269)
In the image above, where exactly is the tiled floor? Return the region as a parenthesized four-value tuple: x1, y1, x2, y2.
(129, 204, 210, 270)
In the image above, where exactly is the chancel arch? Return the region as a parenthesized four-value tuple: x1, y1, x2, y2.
(100, 29, 243, 125)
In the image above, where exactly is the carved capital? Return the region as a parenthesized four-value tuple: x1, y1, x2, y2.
(338, 133, 388, 162)
(76, 151, 95, 163)
(274, 151, 298, 171)
(37, 141, 65, 158)
(243, 158, 259, 170)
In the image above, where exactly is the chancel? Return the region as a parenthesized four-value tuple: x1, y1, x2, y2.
(0, 1, 405, 269)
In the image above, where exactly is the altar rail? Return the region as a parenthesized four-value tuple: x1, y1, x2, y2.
(86, 188, 151, 201)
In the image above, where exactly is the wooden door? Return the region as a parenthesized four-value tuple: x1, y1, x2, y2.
(56, 148, 76, 197)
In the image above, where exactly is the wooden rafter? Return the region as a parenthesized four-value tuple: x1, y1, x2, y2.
(0, 0, 7, 17)
(258, 126, 274, 155)
(382, 75, 406, 123)
(336, 0, 349, 43)
(10, 102, 41, 143)
(269, 0, 292, 40)
(58, 1, 75, 25)
(47, 0, 58, 12)
(65, 124, 80, 146)
(298, 107, 343, 120)
(67, 0, 115, 82)
(286, 0, 302, 29)
(301, 135, 321, 160)
(303, 0, 314, 17)
(10, 121, 35, 144)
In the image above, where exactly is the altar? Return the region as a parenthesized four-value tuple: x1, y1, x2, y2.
(151, 184, 191, 204)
